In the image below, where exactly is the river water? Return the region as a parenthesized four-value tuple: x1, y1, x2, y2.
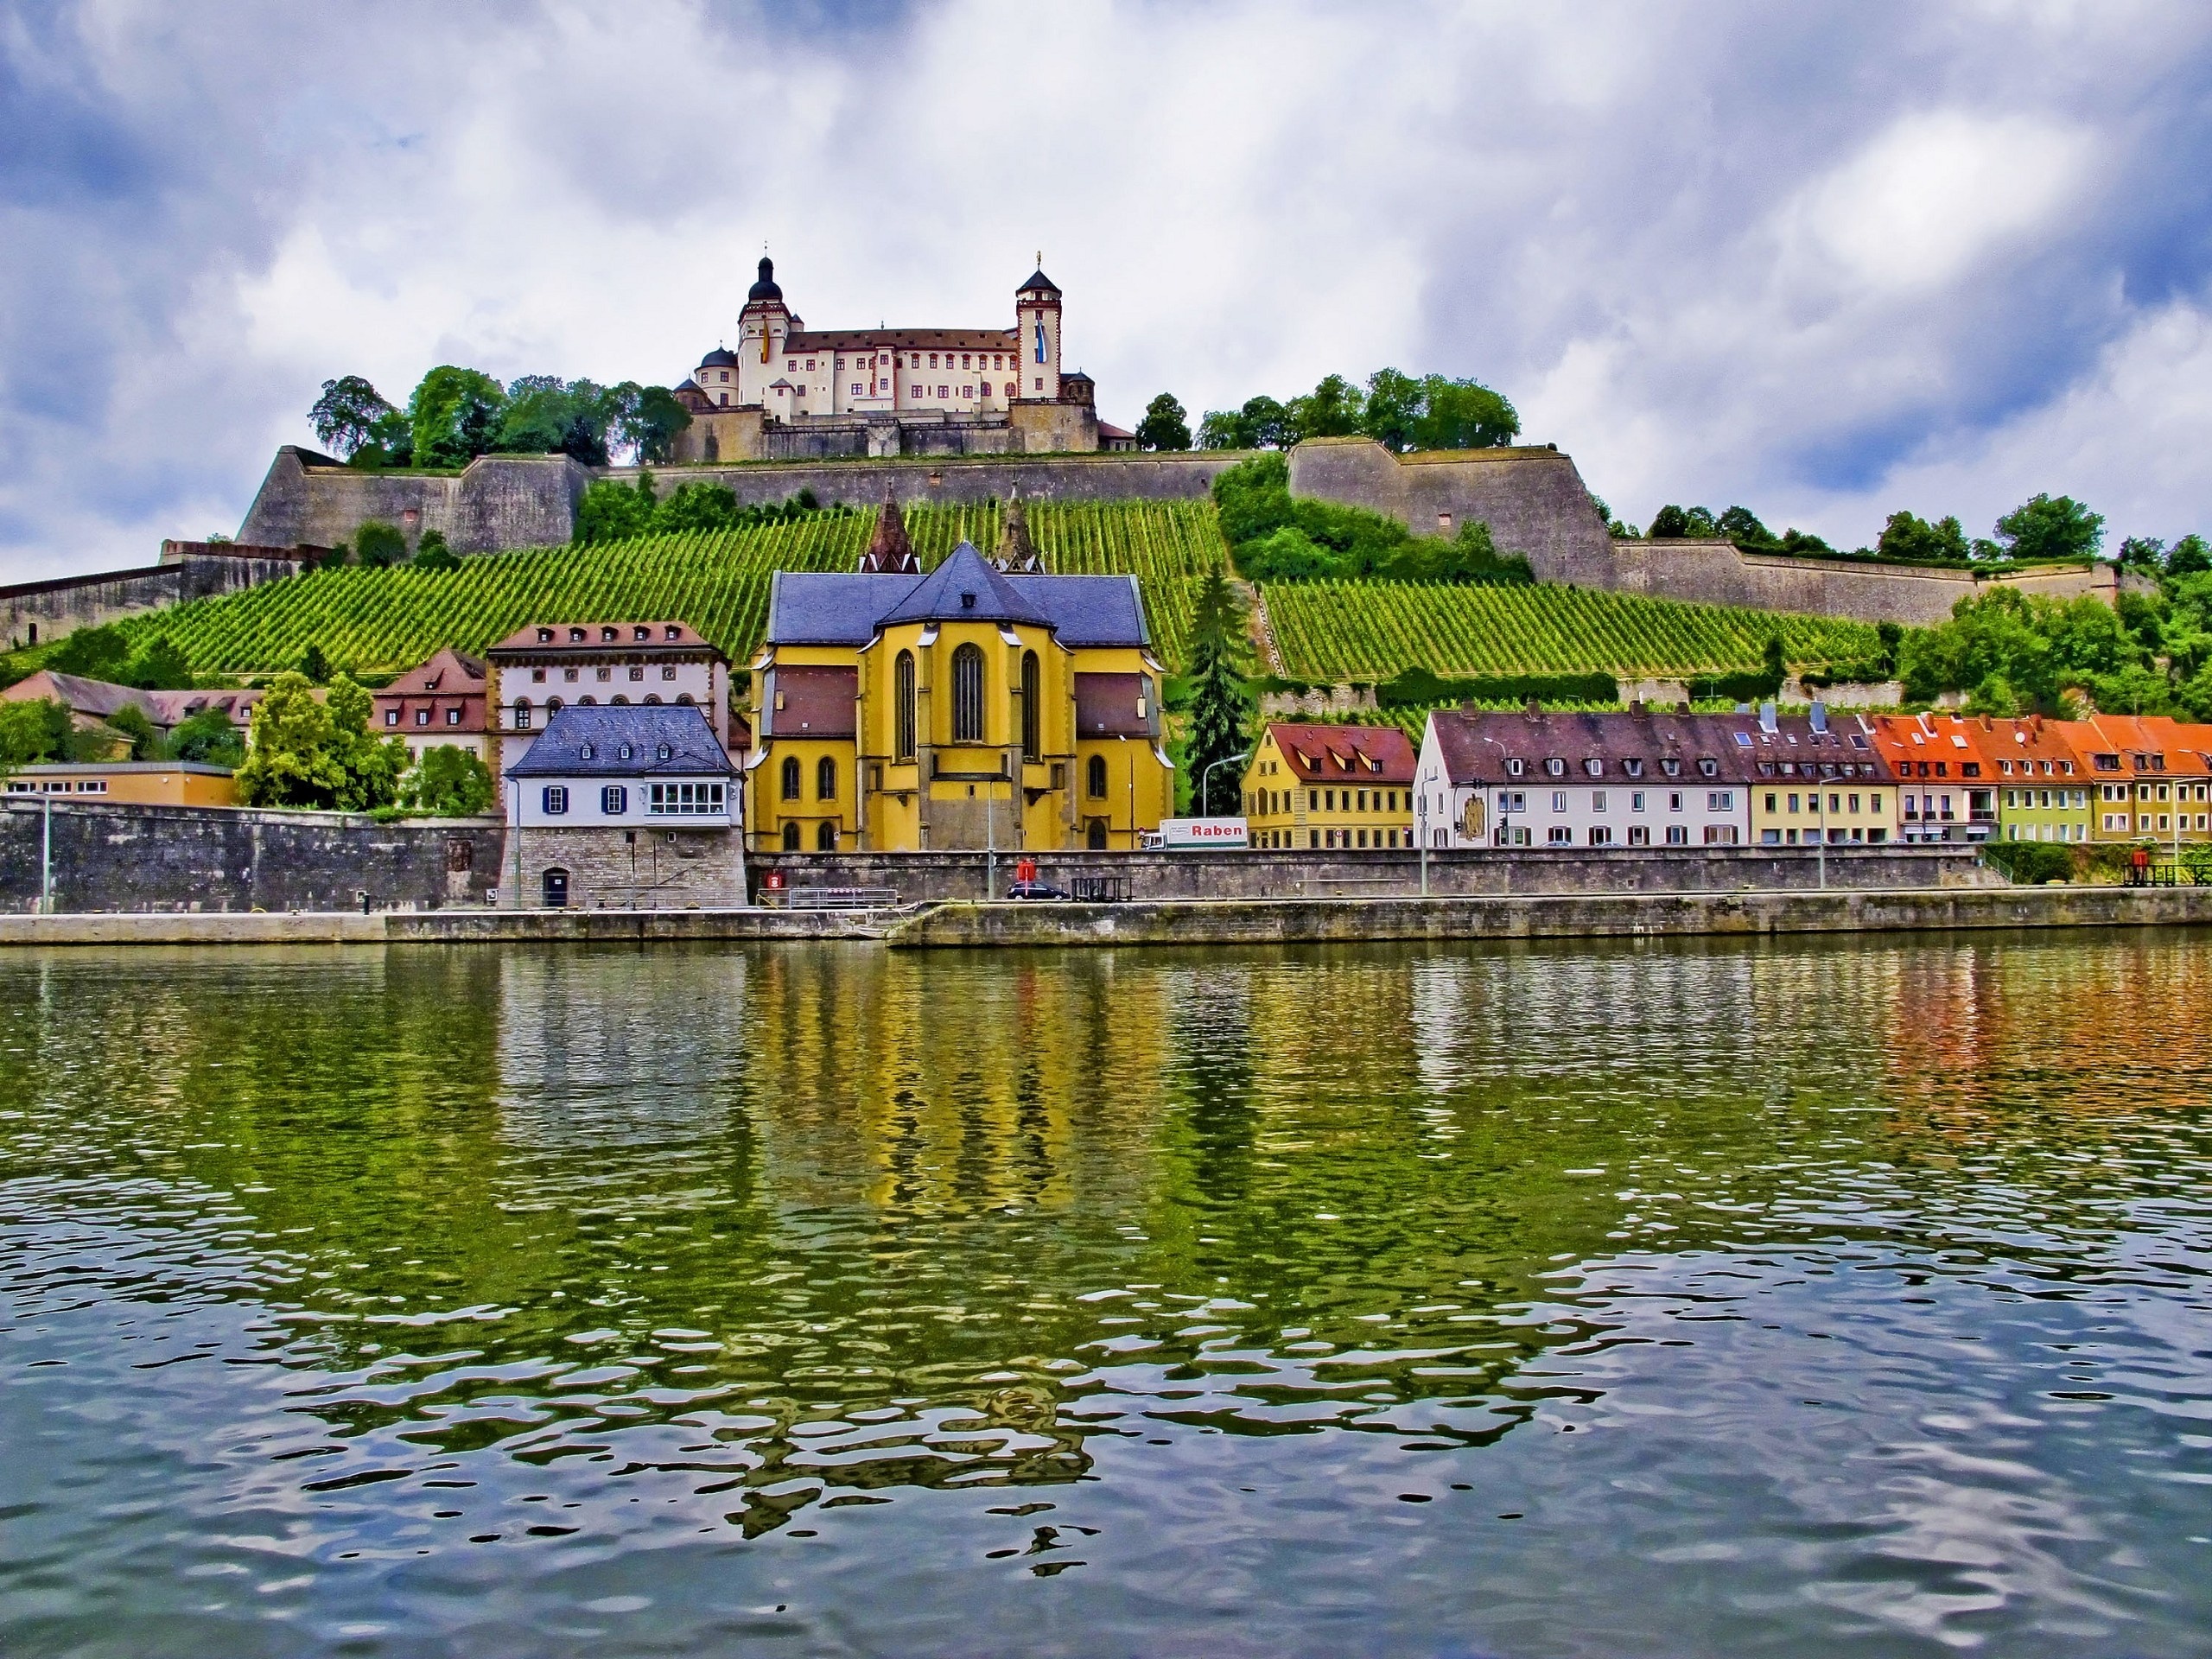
(2, 936, 2209, 1657)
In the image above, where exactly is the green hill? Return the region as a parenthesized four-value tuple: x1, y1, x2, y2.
(114, 501, 1222, 678)
(1261, 579, 1879, 682)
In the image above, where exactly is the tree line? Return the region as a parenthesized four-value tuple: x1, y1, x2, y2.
(1122, 370, 1522, 456)
(309, 370, 693, 470)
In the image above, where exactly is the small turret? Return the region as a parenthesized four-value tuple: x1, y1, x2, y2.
(860, 488, 919, 574)
(994, 487, 1043, 574)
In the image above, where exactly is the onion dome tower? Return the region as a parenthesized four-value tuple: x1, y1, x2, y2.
(860, 487, 919, 574)
(993, 487, 1043, 574)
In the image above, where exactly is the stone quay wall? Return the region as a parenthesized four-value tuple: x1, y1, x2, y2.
(3, 543, 310, 652)
(500, 825, 748, 911)
(0, 800, 504, 914)
(750, 844, 1998, 906)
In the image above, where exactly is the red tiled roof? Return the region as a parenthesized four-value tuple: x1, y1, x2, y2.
(487, 621, 713, 655)
(1266, 722, 1415, 784)
(766, 665, 856, 738)
(377, 647, 486, 698)
(782, 329, 1018, 354)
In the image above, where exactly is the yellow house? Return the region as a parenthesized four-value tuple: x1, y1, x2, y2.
(747, 535, 1173, 851)
(1243, 722, 1418, 849)
(3, 761, 238, 807)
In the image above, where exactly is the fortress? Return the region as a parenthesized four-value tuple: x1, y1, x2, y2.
(667, 259, 1127, 462)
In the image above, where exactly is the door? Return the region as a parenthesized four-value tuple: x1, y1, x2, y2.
(542, 867, 569, 908)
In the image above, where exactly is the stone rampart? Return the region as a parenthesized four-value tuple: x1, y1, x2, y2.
(236, 448, 592, 555)
(0, 800, 504, 914)
(4, 544, 310, 650)
(751, 843, 1997, 905)
(599, 449, 1244, 510)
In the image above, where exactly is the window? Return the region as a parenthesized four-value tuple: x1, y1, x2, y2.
(781, 756, 801, 800)
(647, 782, 727, 816)
(782, 822, 801, 850)
(1631, 791, 1645, 811)
(951, 643, 985, 742)
(815, 820, 838, 850)
(1552, 791, 1567, 812)
(542, 785, 569, 816)
(1703, 824, 1739, 844)
(1669, 791, 1684, 812)
(413, 709, 430, 727)
(1545, 758, 1565, 776)
(1548, 826, 1573, 845)
(1088, 753, 1108, 798)
(1628, 825, 1649, 845)
(601, 785, 627, 815)
(446, 709, 461, 726)
(1665, 824, 1687, 845)
(894, 650, 917, 759)
(1592, 791, 1607, 812)
(1584, 759, 1603, 777)
(817, 755, 836, 800)
(1708, 791, 1733, 810)
(1020, 650, 1040, 761)
(1699, 759, 1718, 777)
(1505, 757, 1523, 777)
(384, 709, 399, 727)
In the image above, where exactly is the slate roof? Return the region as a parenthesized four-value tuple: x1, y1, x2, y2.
(486, 620, 711, 656)
(880, 543, 1047, 627)
(505, 704, 734, 779)
(766, 545, 1150, 650)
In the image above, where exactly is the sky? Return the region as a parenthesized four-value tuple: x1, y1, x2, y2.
(3, 0, 2211, 583)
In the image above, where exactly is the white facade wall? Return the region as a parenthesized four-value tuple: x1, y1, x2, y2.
(1414, 720, 1750, 850)
(500, 656, 724, 768)
(509, 772, 736, 830)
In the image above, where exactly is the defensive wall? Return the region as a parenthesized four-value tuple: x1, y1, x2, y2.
(2, 882, 2206, 950)
(3, 541, 310, 652)
(0, 799, 503, 915)
(237, 447, 593, 556)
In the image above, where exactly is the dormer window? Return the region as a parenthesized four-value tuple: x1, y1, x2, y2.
(1661, 758, 1681, 777)
(1623, 759, 1643, 778)
(569, 627, 585, 643)
(601, 626, 618, 642)
(579, 743, 594, 760)
(1699, 759, 1718, 777)
(665, 625, 680, 640)
(537, 627, 553, 643)
(961, 592, 976, 609)
(1583, 759, 1602, 777)
(1545, 758, 1565, 777)
(634, 626, 650, 641)
(618, 743, 633, 760)
(1505, 757, 1524, 777)
(657, 743, 672, 760)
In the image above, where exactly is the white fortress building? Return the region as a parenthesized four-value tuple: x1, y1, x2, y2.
(671, 257, 1129, 462)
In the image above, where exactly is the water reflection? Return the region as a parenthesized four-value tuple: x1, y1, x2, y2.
(2, 935, 2209, 1656)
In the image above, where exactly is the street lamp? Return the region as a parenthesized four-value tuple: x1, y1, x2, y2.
(1478, 735, 1516, 850)
(1200, 751, 1250, 818)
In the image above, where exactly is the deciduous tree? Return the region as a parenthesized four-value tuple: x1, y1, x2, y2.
(309, 376, 397, 461)
(1135, 393, 1192, 452)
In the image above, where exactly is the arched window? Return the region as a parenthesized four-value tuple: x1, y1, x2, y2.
(780, 755, 801, 800)
(951, 643, 985, 743)
(513, 699, 532, 731)
(817, 755, 836, 800)
(894, 650, 917, 760)
(1086, 818, 1108, 849)
(816, 821, 837, 851)
(1087, 753, 1108, 798)
(781, 822, 800, 850)
(1020, 650, 1040, 762)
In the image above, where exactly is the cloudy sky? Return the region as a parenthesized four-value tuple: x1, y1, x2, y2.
(4, 0, 2210, 582)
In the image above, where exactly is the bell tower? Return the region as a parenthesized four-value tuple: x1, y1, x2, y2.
(737, 255, 792, 404)
(1014, 257, 1062, 402)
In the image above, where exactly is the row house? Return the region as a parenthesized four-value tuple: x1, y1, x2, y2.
(1242, 723, 1416, 850)
(372, 648, 489, 764)
(1414, 708, 1758, 849)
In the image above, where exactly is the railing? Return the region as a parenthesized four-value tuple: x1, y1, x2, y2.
(1066, 874, 1129, 904)
(779, 886, 899, 910)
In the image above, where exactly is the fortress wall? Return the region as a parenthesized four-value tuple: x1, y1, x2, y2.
(4, 550, 307, 650)
(237, 448, 589, 555)
(598, 449, 1244, 509)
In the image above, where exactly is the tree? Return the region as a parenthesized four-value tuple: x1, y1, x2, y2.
(1286, 374, 1363, 442)
(1993, 493, 2102, 563)
(1135, 392, 1192, 452)
(497, 375, 618, 465)
(353, 520, 407, 568)
(308, 376, 397, 461)
(0, 699, 76, 770)
(1182, 563, 1254, 814)
(397, 744, 496, 816)
(1716, 506, 1772, 545)
(410, 530, 460, 571)
(168, 708, 245, 768)
(1239, 395, 1288, 449)
(118, 635, 192, 690)
(234, 672, 406, 811)
(1648, 505, 1719, 538)
(616, 383, 692, 464)
(1877, 510, 1970, 563)
(575, 472, 658, 545)
(47, 624, 132, 679)
(104, 703, 161, 760)
(407, 365, 507, 469)
(655, 480, 740, 531)
(1410, 375, 1518, 450)
(1198, 410, 1247, 449)
(1360, 369, 1423, 452)
(298, 643, 332, 684)
(2171, 534, 2212, 575)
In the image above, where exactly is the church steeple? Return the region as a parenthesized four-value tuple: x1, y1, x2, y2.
(994, 487, 1043, 574)
(860, 487, 919, 574)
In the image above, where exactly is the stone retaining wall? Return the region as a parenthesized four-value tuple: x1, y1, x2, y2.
(0, 800, 504, 914)
(751, 844, 1998, 905)
(3, 545, 309, 651)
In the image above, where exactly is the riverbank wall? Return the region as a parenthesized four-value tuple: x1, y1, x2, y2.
(0, 883, 2205, 950)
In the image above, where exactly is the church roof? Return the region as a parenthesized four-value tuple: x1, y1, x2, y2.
(880, 543, 1048, 627)
(766, 554, 1151, 651)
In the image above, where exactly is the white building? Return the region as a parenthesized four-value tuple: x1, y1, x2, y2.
(485, 620, 731, 780)
(1415, 708, 1752, 850)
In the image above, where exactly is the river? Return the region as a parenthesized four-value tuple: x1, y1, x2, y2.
(2, 935, 2209, 1656)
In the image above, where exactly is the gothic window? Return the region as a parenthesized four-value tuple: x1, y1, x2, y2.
(894, 650, 916, 760)
(1020, 651, 1040, 762)
(817, 755, 837, 800)
(780, 755, 801, 800)
(781, 822, 800, 850)
(952, 644, 985, 743)
(1088, 753, 1108, 798)
(816, 821, 837, 851)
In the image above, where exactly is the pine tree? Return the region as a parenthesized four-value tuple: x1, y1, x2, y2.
(1183, 562, 1254, 815)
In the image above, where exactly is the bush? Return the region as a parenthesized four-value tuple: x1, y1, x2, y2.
(0, 698, 76, 767)
(354, 521, 408, 569)
(1983, 841, 2075, 885)
(410, 530, 460, 571)
(1377, 666, 1618, 708)
(168, 708, 245, 767)
(397, 744, 495, 816)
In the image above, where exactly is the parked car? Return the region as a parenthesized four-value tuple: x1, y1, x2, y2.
(1006, 880, 1071, 901)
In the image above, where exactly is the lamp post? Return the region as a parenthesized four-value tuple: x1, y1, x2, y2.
(1478, 736, 1515, 853)
(1200, 751, 1250, 819)
(1816, 774, 1827, 891)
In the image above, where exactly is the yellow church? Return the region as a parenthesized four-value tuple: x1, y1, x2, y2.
(746, 499, 1173, 851)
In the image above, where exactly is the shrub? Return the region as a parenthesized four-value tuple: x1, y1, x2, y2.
(354, 521, 408, 569)
(1377, 666, 1618, 709)
(1983, 841, 2075, 885)
(397, 744, 495, 816)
